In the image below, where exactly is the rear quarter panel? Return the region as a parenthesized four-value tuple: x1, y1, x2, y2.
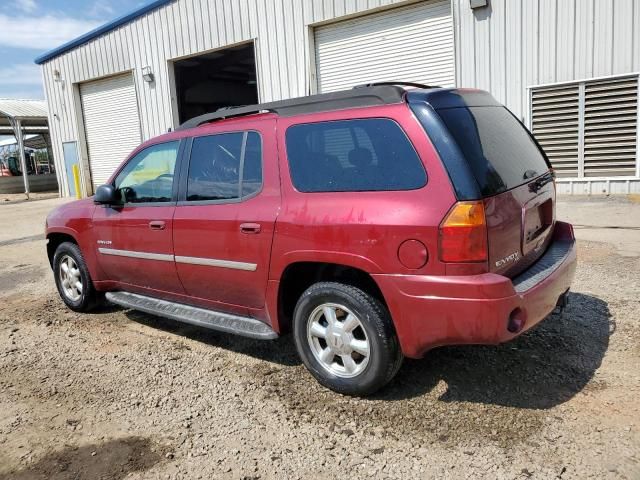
(271, 103, 457, 279)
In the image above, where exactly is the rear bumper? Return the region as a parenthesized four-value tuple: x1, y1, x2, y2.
(374, 221, 577, 358)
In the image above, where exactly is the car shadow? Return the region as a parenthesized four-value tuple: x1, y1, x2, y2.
(123, 309, 300, 367)
(120, 292, 611, 409)
(87, 303, 123, 315)
(378, 292, 613, 408)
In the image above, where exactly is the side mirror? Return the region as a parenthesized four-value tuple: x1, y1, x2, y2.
(94, 184, 119, 205)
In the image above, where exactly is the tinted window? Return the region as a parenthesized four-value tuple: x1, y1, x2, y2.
(286, 119, 426, 192)
(114, 141, 179, 203)
(242, 132, 262, 197)
(437, 106, 549, 196)
(187, 131, 262, 202)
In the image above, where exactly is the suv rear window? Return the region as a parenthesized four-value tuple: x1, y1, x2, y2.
(285, 118, 426, 192)
(436, 106, 549, 196)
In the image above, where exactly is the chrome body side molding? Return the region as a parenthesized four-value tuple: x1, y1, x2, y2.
(174, 255, 257, 271)
(98, 248, 257, 271)
(98, 247, 174, 262)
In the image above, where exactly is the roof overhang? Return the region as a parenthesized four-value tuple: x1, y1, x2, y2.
(0, 99, 49, 135)
(0, 99, 47, 119)
(0, 126, 49, 135)
(0, 134, 48, 150)
(34, 0, 174, 65)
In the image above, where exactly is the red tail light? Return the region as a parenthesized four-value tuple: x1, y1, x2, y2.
(439, 201, 488, 263)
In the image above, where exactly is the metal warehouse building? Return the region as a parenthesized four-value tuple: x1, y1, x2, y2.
(36, 0, 640, 197)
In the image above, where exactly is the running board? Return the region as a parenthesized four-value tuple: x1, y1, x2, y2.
(105, 291, 278, 340)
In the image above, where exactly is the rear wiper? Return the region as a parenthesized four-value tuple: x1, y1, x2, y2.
(528, 170, 554, 193)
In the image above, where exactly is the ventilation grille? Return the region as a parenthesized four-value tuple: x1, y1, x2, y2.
(531, 84, 580, 177)
(584, 76, 638, 177)
(531, 75, 638, 178)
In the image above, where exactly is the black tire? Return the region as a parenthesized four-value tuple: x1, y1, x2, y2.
(292, 282, 403, 396)
(53, 242, 102, 312)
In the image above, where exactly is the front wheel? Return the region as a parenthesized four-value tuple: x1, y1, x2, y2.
(292, 282, 403, 396)
(53, 242, 102, 312)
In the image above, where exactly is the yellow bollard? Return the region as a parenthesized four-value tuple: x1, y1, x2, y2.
(72, 164, 82, 199)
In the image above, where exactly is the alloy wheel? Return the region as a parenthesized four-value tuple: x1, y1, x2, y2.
(59, 254, 83, 302)
(306, 303, 370, 378)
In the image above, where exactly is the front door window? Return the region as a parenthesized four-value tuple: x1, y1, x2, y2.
(114, 141, 179, 203)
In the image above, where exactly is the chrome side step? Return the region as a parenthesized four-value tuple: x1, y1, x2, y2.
(105, 291, 278, 340)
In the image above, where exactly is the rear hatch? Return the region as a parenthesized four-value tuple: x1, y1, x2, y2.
(410, 90, 555, 277)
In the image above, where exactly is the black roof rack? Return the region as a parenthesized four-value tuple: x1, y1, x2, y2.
(353, 81, 440, 90)
(178, 85, 410, 130)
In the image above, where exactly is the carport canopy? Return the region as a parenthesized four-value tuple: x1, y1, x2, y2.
(0, 133, 48, 150)
(0, 99, 49, 196)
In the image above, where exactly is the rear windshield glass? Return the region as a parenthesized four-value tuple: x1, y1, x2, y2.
(437, 106, 549, 196)
(285, 118, 426, 193)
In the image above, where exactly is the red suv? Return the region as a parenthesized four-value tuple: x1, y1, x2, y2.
(46, 83, 576, 395)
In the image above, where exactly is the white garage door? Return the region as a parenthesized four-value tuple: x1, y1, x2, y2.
(315, 0, 455, 93)
(80, 73, 141, 188)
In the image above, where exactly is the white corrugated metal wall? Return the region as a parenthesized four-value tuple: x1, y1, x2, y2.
(453, 0, 640, 193)
(41, 0, 640, 196)
(454, 0, 640, 122)
(41, 0, 430, 196)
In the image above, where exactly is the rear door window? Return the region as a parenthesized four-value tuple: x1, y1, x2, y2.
(186, 131, 262, 202)
(285, 118, 426, 192)
(242, 131, 263, 197)
(436, 106, 550, 196)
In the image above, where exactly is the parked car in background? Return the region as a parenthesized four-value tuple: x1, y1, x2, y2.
(45, 83, 576, 395)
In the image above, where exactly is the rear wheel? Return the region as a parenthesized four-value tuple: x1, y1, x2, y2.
(293, 282, 403, 396)
(53, 242, 102, 312)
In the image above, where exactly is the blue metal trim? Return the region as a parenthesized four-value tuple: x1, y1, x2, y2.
(34, 0, 174, 65)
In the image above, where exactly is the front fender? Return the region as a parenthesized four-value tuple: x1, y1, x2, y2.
(46, 226, 105, 282)
(45, 199, 104, 281)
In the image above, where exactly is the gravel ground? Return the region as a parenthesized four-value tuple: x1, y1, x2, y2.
(0, 196, 638, 479)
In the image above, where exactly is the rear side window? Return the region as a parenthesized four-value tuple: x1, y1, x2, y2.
(285, 118, 426, 192)
(242, 131, 262, 197)
(187, 131, 262, 202)
(436, 107, 549, 196)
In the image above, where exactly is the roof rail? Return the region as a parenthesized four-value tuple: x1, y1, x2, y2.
(177, 85, 407, 130)
(353, 81, 440, 90)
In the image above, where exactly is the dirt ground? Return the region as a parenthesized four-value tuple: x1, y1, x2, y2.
(1, 192, 59, 205)
(0, 195, 638, 479)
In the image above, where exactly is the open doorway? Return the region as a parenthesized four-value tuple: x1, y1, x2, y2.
(172, 43, 259, 124)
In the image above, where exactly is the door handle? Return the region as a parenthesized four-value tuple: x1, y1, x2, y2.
(149, 220, 166, 230)
(240, 222, 261, 234)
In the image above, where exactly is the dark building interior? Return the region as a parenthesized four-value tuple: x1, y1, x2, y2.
(173, 43, 259, 124)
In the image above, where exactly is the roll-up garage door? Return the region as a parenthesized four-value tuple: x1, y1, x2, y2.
(80, 73, 141, 188)
(314, 0, 454, 93)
